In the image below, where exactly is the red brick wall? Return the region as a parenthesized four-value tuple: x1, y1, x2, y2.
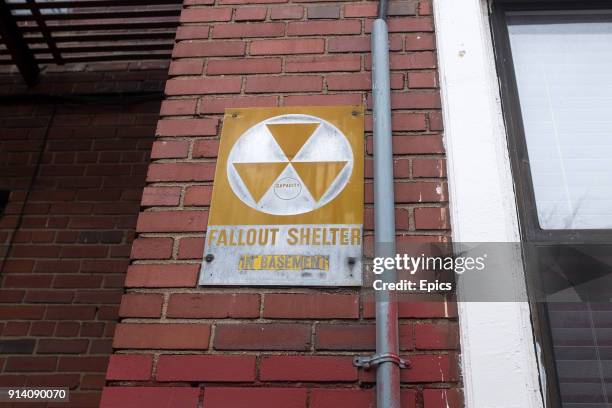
(103, 1, 462, 407)
(0, 67, 166, 407)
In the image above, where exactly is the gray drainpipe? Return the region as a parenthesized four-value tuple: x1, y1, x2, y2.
(353, 1, 407, 407)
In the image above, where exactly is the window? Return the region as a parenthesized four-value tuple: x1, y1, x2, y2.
(492, 2, 612, 407)
(508, 10, 612, 230)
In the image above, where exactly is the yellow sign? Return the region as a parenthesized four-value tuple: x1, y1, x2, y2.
(200, 106, 364, 286)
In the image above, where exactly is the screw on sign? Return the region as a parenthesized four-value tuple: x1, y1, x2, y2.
(200, 106, 364, 287)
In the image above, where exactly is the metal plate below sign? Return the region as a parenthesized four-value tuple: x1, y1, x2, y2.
(200, 224, 362, 286)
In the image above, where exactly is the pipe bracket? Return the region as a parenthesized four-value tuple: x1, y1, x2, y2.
(353, 353, 409, 370)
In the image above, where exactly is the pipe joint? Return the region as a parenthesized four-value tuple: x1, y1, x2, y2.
(353, 353, 410, 370)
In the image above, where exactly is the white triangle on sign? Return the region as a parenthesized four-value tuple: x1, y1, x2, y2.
(292, 121, 353, 163)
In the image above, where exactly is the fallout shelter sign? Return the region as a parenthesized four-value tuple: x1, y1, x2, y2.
(199, 106, 364, 286)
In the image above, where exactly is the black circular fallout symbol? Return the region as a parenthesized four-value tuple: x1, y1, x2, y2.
(227, 114, 354, 216)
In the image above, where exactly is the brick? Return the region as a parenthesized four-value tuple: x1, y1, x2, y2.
(390, 52, 436, 69)
(74, 290, 123, 305)
(184, 185, 213, 205)
(173, 41, 246, 58)
(415, 322, 459, 350)
(307, 5, 340, 19)
(26, 373, 81, 388)
(167, 293, 260, 318)
(0, 305, 44, 320)
(429, 111, 443, 131)
(405, 33, 435, 50)
(315, 324, 375, 350)
(368, 136, 443, 155)
(176, 25, 210, 40)
(141, 186, 181, 207)
(250, 39, 324, 55)
(177, 236, 204, 259)
(204, 387, 307, 408)
(200, 95, 278, 113)
(270, 5, 303, 20)
(328, 37, 370, 52)
(3, 274, 53, 288)
(288, 20, 361, 35)
(409, 71, 438, 88)
(180, 7, 232, 23)
(55, 322, 80, 337)
(235, 7, 267, 21)
(57, 356, 108, 372)
(413, 158, 446, 178)
(207, 58, 282, 75)
(168, 60, 203, 76)
(212, 23, 285, 39)
(81, 374, 105, 390)
(260, 355, 356, 381)
(286, 55, 360, 73)
(219, 0, 286, 4)
(5, 357, 57, 372)
(391, 91, 441, 109)
(130, 237, 173, 259)
(328, 72, 403, 91)
(30, 321, 55, 336)
(147, 163, 216, 182)
(419, 0, 432, 15)
(106, 354, 153, 381)
(113, 323, 211, 349)
(423, 388, 462, 408)
(263, 293, 358, 319)
(400, 353, 459, 383)
(310, 389, 417, 408)
(100, 387, 199, 408)
(156, 118, 219, 136)
(151, 140, 189, 159)
(389, 1, 417, 15)
(344, 3, 377, 18)
(0, 290, 25, 303)
(119, 293, 163, 318)
(37, 339, 89, 354)
(246, 75, 322, 93)
(165, 78, 242, 96)
(125, 264, 199, 288)
(395, 182, 446, 203)
(4, 322, 29, 337)
(310, 389, 375, 408)
(193, 139, 220, 158)
(415, 207, 450, 230)
(160, 99, 198, 116)
(393, 113, 428, 131)
(387, 16, 433, 32)
(46, 305, 96, 320)
(394, 135, 443, 153)
(156, 355, 256, 381)
(136, 210, 207, 233)
(0, 339, 36, 354)
(283, 93, 362, 106)
(214, 323, 310, 350)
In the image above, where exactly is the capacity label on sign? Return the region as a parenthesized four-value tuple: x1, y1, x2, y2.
(199, 106, 364, 286)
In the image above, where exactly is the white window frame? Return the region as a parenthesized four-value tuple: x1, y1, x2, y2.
(434, 0, 546, 406)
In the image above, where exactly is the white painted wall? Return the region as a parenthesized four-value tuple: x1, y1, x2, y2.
(433, 0, 545, 406)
